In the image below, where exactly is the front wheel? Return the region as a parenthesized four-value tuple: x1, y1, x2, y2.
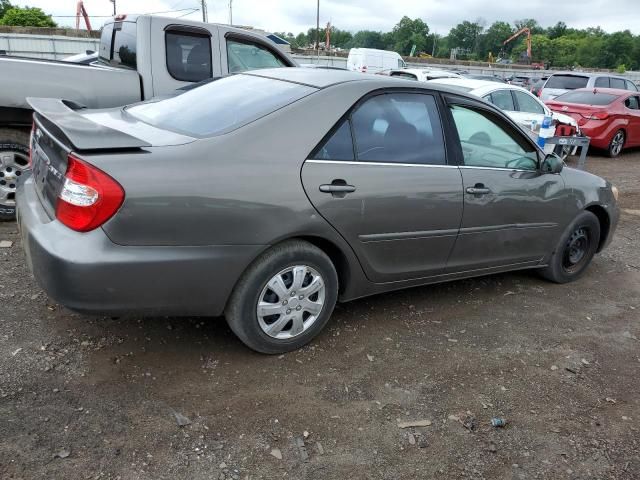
(539, 211, 600, 284)
(225, 240, 338, 354)
(607, 130, 625, 158)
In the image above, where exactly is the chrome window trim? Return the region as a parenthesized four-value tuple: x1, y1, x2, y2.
(306, 159, 457, 169)
(459, 165, 537, 173)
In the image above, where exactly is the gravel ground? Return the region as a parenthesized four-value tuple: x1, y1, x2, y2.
(0, 153, 639, 480)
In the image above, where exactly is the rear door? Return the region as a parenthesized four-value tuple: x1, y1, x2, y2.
(443, 97, 570, 272)
(302, 91, 464, 283)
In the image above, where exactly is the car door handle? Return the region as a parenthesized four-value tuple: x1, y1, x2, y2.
(466, 185, 491, 195)
(319, 180, 356, 196)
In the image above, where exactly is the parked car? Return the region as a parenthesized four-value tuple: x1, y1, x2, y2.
(389, 68, 460, 81)
(0, 14, 296, 220)
(546, 88, 640, 157)
(347, 48, 406, 74)
(428, 78, 580, 157)
(19, 69, 619, 353)
(530, 76, 549, 97)
(463, 74, 507, 83)
(507, 75, 534, 88)
(540, 72, 638, 101)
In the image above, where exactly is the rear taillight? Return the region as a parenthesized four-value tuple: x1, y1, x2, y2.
(582, 111, 609, 120)
(56, 154, 124, 232)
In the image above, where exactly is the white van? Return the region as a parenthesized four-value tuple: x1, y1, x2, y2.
(347, 48, 406, 74)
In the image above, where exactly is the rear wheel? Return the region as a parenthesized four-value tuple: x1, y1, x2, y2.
(225, 240, 338, 354)
(0, 128, 31, 221)
(607, 130, 625, 158)
(539, 211, 600, 284)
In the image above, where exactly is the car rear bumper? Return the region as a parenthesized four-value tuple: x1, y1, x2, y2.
(17, 178, 264, 316)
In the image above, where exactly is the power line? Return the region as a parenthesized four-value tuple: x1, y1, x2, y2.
(49, 7, 200, 18)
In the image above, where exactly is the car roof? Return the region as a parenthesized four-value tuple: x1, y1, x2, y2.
(244, 68, 483, 96)
(549, 71, 628, 80)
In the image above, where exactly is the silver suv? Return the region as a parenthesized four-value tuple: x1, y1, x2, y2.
(540, 73, 638, 101)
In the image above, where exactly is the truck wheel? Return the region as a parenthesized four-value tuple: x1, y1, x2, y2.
(0, 128, 30, 221)
(225, 240, 338, 354)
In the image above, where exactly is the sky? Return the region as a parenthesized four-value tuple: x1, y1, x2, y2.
(11, 0, 640, 35)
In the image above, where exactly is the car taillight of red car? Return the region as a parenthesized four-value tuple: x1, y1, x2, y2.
(56, 154, 124, 232)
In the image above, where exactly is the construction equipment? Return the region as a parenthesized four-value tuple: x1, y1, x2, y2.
(75, 1, 92, 32)
(503, 27, 531, 63)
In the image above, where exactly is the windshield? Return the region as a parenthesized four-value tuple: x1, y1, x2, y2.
(127, 75, 316, 137)
(545, 75, 589, 90)
(554, 91, 619, 106)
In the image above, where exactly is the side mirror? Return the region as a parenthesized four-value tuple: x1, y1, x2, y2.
(541, 153, 564, 174)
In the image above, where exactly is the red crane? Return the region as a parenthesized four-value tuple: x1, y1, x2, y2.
(75, 1, 92, 32)
(503, 27, 532, 63)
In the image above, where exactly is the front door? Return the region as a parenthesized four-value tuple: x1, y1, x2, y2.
(443, 100, 570, 272)
(302, 91, 464, 283)
(623, 95, 640, 146)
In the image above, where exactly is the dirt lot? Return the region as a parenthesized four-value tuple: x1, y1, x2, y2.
(1, 153, 639, 480)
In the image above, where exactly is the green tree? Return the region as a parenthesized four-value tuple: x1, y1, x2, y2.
(349, 30, 385, 49)
(481, 21, 513, 59)
(0, 0, 12, 18)
(389, 16, 430, 56)
(0, 6, 56, 27)
(546, 21, 567, 39)
(448, 20, 483, 53)
(329, 27, 353, 49)
(295, 32, 308, 49)
(513, 18, 544, 35)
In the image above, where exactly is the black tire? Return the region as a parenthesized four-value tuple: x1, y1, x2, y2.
(539, 211, 600, 284)
(225, 240, 338, 354)
(606, 130, 625, 158)
(0, 128, 31, 221)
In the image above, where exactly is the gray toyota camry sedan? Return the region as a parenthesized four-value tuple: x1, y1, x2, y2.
(18, 68, 619, 353)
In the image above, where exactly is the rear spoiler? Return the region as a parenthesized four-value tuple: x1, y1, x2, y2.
(27, 97, 151, 151)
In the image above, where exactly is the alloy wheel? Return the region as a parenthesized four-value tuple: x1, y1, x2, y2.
(257, 265, 326, 340)
(610, 131, 624, 157)
(0, 150, 29, 206)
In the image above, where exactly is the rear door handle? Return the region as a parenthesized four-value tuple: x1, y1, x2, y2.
(319, 184, 356, 193)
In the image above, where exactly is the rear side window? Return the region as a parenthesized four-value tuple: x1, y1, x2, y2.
(487, 90, 515, 111)
(513, 91, 545, 114)
(99, 21, 137, 69)
(545, 75, 588, 90)
(127, 75, 316, 137)
(227, 39, 286, 73)
(166, 31, 212, 82)
(610, 78, 626, 89)
(554, 91, 619, 106)
(350, 93, 446, 165)
(595, 77, 610, 88)
(313, 122, 355, 161)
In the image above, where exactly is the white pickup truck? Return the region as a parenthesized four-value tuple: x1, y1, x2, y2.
(0, 14, 297, 219)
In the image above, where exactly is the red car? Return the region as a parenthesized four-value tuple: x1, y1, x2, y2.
(546, 88, 640, 157)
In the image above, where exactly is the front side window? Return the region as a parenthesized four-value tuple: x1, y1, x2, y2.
(595, 77, 610, 88)
(513, 91, 545, 114)
(450, 105, 538, 171)
(487, 90, 515, 111)
(166, 31, 212, 82)
(350, 93, 446, 165)
(227, 39, 285, 73)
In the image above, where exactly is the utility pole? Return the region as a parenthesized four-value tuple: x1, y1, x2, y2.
(315, 0, 320, 51)
(201, 0, 208, 23)
(229, 0, 233, 25)
(110, 0, 116, 16)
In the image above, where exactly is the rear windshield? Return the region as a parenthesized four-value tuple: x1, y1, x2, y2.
(127, 75, 316, 137)
(545, 75, 589, 90)
(554, 91, 619, 106)
(99, 21, 137, 69)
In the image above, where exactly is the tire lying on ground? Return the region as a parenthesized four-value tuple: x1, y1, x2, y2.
(0, 128, 30, 221)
